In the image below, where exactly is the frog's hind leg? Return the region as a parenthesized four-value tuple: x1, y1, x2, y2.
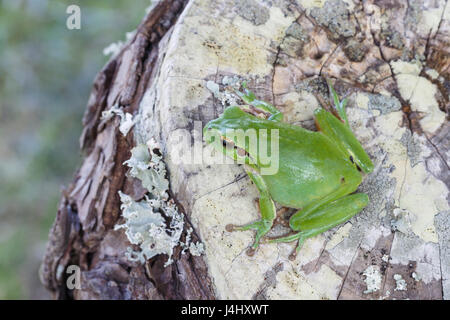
(266, 193, 369, 260)
(314, 81, 374, 174)
(225, 169, 276, 256)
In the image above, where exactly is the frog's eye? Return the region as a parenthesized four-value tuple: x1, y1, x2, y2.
(221, 137, 235, 149)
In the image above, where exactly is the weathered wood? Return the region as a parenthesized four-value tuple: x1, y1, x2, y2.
(41, 0, 449, 300)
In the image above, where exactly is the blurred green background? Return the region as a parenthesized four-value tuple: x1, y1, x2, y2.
(0, 0, 150, 299)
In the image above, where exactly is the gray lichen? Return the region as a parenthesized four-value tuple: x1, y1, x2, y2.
(390, 208, 413, 234)
(115, 191, 183, 266)
(280, 22, 310, 57)
(400, 131, 423, 168)
(234, 0, 270, 26)
(343, 39, 368, 62)
(116, 141, 204, 267)
(310, 0, 356, 40)
(124, 141, 169, 199)
(367, 94, 402, 115)
(285, 22, 309, 42)
(380, 27, 404, 50)
(101, 103, 137, 136)
(295, 77, 329, 99)
(280, 36, 307, 58)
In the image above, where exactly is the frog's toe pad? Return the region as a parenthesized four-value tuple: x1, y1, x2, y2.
(288, 251, 297, 261)
(225, 224, 235, 232)
(246, 247, 256, 256)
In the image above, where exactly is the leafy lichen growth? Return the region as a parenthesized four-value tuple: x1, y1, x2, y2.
(102, 30, 136, 57)
(116, 140, 204, 267)
(206, 77, 242, 106)
(115, 191, 182, 266)
(394, 274, 407, 291)
(124, 141, 169, 199)
(101, 103, 136, 136)
(363, 265, 382, 294)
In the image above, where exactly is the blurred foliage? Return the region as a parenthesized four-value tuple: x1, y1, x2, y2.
(0, 0, 150, 299)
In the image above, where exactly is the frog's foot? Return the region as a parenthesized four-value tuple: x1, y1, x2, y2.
(225, 220, 272, 256)
(264, 232, 306, 261)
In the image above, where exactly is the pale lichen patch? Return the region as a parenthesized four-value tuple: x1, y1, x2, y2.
(355, 92, 369, 109)
(233, 6, 296, 45)
(418, 3, 446, 35)
(393, 274, 407, 291)
(124, 140, 169, 199)
(425, 68, 440, 80)
(181, 227, 205, 256)
(297, 0, 327, 10)
(102, 29, 136, 57)
(101, 104, 137, 136)
(369, 109, 448, 243)
(363, 265, 382, 294)
(277, 91, 319, 124)
(390, 232, 441, 285)
(116, 142, 203, 267)
(115, 191, 182, 266)
(411, 272, 421, 282)
(266, 254, 342, 299)
(390, 59, 446, 134)
(164, 2, 294, 80)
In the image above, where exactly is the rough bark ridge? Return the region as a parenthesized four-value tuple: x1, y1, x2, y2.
(40, 0, 214, 300)
(42, 0, 449, 300)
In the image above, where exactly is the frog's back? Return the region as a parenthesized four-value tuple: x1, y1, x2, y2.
(255, 120, 361, 209)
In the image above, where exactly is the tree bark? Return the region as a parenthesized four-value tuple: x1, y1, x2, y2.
(41, 0, 449, 300)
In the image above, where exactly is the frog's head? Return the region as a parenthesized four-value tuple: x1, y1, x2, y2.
(203, 106, 258, 163)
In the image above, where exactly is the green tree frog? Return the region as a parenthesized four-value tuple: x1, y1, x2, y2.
(203, 80, 374, 259)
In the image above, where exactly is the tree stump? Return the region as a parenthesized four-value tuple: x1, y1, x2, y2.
(40, 0, 449, 300)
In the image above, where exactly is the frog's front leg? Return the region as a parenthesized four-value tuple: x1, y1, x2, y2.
(267, 193, 368, 260)
(226, 168, 276, 256)
(235, 84, 283, 122)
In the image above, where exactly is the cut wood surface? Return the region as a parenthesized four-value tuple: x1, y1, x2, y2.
(41, 0, 449, 300)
